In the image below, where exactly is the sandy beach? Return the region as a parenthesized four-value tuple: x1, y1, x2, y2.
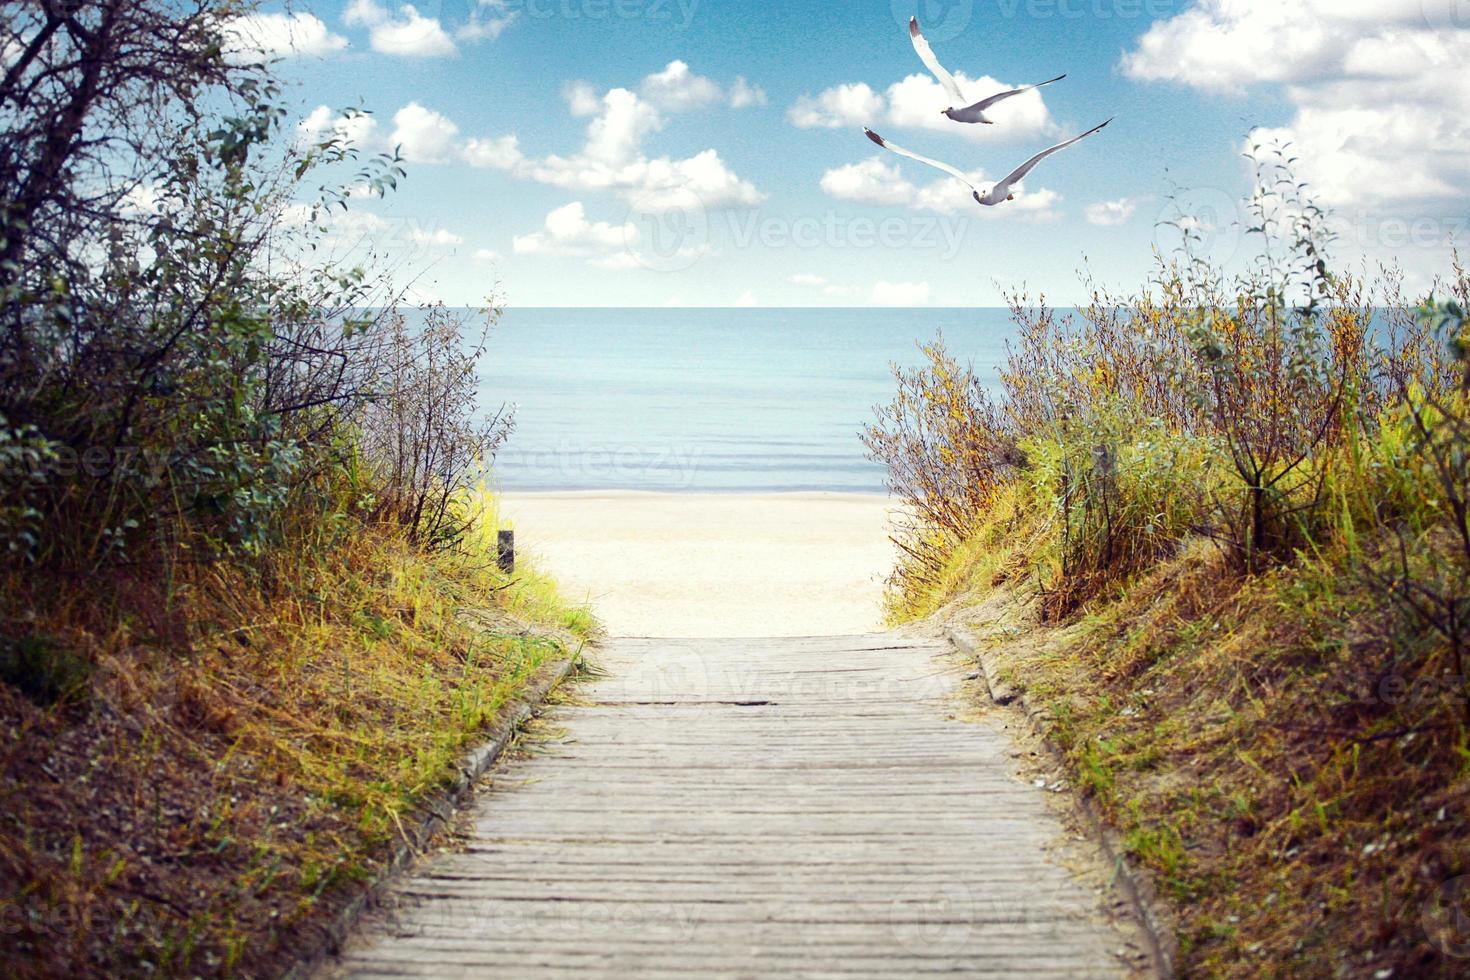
(500, 491, 899, 637)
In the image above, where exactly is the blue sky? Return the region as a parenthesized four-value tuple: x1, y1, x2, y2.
(232, 0, 1470, 306)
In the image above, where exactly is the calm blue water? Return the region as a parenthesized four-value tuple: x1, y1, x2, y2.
(480, 308, 1017, 492)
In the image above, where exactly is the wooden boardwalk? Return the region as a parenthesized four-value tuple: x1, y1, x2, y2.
(335, 634, 1136, 978)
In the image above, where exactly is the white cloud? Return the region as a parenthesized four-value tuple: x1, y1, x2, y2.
(474, 248, 500, 261)
(461, 134, 524, 170)
(120, 182, 160, 215)
(885, 72, 1054, 139)
(391, 103, 460, 163)
(510, 82, 764, 209)
(343, 0, 457, 57)
(820, 155, 1057, 217)
(280, 202, 391, 248)
(299, 106, 379, 149)
(820, 157, 914, 207)
(1122, 1, 1470, 212)
(734, 290, 759, 307)
(224, 12, 347, 62)
(1085, 197, 1143, 226)
(457, 2, 517, 42)
(788, 83, 884, 129)
(639, 60, 722, 111)
(789, 73, 1055, 141)
(788, 273, 856, 298)
(871, 280, 931, 306)
(409, 227, 464, 246)
(564, 81, 602, 117)
(358, 66, 765, 212)
(579, 87, 663, 164)
(512, 202, 636, 262)
(729, 77, 768, 109)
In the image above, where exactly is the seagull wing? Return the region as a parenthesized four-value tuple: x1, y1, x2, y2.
(864, 128, 978, 192)
(909, 17, 965, 104)
(956, 74, 1066, 117)
(992, 118, 1112, 196)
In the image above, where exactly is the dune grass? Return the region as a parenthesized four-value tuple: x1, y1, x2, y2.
(0, 488, 595, 978)
(863, 165, 1470, 972)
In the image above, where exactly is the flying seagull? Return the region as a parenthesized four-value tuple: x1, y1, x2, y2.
(863, 119, 1113, 207)
(909, 17, 1065, 124)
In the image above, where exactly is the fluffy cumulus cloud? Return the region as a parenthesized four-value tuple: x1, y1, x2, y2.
(819, 156, 1058, 218)
(223, 12, 347, 62)
(461, 134, 524, 170)
(279, 203, 391, 249)
(789, 73, 1056, 141)
(638, 60, 722, 111)
(870, 280, 931, 306)
(299, 106, 379, 148)
(390, 103, 461, 163)
(728, 77, 768, 109)
(342, 0, 516, 54)
(457, 0, 519, 42)
(1122, 0, 1470, 218)
(512, 202, 637, 266)
(393, 63, 766, 211)
(1085, 197, 1143, 227)
(409, 227, 464, 246)
(788, 83, 884, 130)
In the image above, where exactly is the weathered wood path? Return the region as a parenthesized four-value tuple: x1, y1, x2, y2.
(336, 634, 1135, 977)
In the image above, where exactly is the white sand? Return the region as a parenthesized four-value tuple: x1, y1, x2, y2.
(500, 491, 900, 638)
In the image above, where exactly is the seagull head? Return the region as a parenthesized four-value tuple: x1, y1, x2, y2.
(971, 190, 982, 204)
(1006, 193, 1015, 201)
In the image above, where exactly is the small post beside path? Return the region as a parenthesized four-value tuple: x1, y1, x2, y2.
(496, 529, 515, 574)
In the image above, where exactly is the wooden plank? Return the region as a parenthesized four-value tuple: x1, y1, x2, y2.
(329, 634, 1140, 978)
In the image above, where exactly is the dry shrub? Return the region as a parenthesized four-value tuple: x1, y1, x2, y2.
(862, 335, 1016, 598)
(356, 304, 514, 550)
(869, 146, 1464, 613)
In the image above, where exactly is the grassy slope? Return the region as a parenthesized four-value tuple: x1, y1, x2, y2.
(0, 505, 594, 977)
(912, 494, 1470, 977)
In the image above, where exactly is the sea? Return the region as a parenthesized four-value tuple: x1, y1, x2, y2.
(480, 307, 1018, 493)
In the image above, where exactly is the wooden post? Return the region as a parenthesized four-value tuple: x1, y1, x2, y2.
(497, 529, 514, 574)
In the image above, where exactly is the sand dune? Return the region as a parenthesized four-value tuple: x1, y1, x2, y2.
(500, 491, 899, 637)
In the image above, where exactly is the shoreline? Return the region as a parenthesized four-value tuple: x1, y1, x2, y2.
(496, 488, 891, 500)
(499, 490, 900, 638)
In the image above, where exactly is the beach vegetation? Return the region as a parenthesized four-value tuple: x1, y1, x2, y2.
(866, 144, 1470, 975)
(0, 1, 592, 974)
